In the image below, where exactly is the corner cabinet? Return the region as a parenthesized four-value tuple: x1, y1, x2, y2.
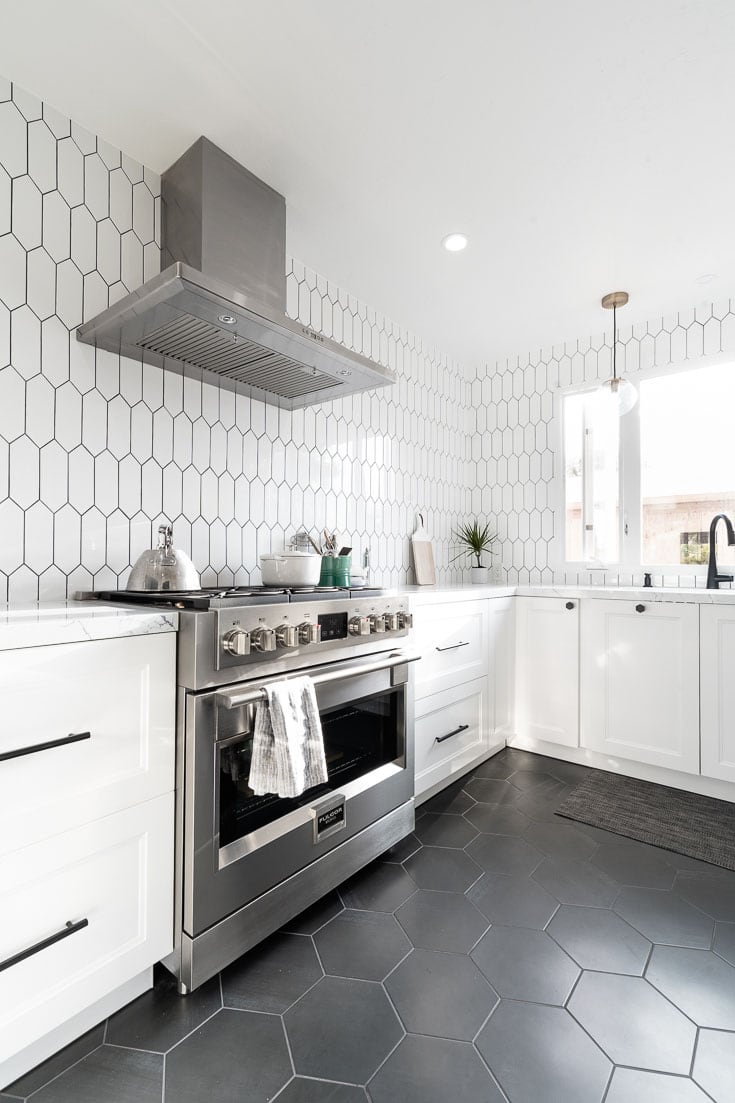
(515, 596, 580, 747)
(580, 599, 700, 774)
(411, 596, 513, 800)
(700, 605, 735, 783)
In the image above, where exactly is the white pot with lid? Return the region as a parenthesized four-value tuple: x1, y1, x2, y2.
(260, 552, 322, 587)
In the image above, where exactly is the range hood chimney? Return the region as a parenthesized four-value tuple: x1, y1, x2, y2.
(76, 138, 396, 408)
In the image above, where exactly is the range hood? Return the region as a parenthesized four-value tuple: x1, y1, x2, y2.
(76, 138, 396, 408)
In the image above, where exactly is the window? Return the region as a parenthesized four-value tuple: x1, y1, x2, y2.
(562, 361, 735, 569)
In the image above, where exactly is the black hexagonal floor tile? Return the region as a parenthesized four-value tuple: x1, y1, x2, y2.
(592, 841, 676, 889)
(646, 945, 735, 1029)
(470, 755, 516, 779)
(284, 976, 402, 1084)
(384, 948, 497, 1039)
(476, 1000, 612, 1103)
(14, 1045, 162, 1103)
(165, 1010, 291, 1103)
(547, 904, 652, 974)
(314, 909, 410, 980)
(463, 802, 530, 836)
(367, 1034, 505, 1103)
(471, 925, 580, 1005)
(339, 860, 417, 912)
(468, 871, 559, 929)
(568, 972, 696, 1073)
(525, 820, 598, 861)
(413, 813, 477, 848)
(692, 1028, 735, 1102)
(614, 885, 714, 948)
(275, 1079, 367, 1102)
(396, 890, 488, 953)
(106, 968, 221, 1051)
(675, 869, 735, 921)
(605, 1068, 712, 1102)
(403, 845, 482, 892)
(466, 833, 543, 876)
(713, 921, 735, 966)
(463, 777, 519, 805)
(221, 932, 322, 1013)
(379, 832, 422, 864)
(420, 782, 475, 815)
(533, 856, 620, 906)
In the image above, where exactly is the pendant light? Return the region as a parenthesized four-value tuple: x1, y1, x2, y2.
(598, 290, 637, 415)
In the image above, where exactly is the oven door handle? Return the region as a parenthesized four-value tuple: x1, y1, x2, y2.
(215, 650, 421, 711)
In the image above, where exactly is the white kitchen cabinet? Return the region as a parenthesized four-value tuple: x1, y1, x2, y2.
(489, 596, 515, 738)
(0, 628, 176, 1089)
(580, 599, 700, 774)
(0, 793, 173, 1072)
(0, 634, 175, 854)
(701, 605, 735, 783)
(515, 596, 580, 747)
(412, 598, 489, 698)
(415, 678, 489, 793)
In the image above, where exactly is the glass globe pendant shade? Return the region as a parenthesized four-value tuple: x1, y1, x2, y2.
(598, 375, 638, 415)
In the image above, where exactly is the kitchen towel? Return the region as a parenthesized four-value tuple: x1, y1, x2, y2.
(249, 676, 328, 798)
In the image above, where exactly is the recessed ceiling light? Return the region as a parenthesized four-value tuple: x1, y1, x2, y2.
(442, 233, 468, 253)
(218, 313, 237, 325)
(695, 273, 716, 285)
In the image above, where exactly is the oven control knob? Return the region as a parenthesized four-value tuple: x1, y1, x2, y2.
(385, 612, 400, 632)
(369, 614, 386, 634)
(250, 626, 276, 653)
(298, 622, 321, 645)
(276, 624, 298, 649)
(349, 615, 370, 636)
(222, 627, 250, 657)
(398, 611, 413, 629)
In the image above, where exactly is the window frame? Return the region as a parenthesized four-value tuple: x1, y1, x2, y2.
(551, 351, 735, 575)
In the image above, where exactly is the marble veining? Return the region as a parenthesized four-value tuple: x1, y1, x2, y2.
(0, 602, 177, 651)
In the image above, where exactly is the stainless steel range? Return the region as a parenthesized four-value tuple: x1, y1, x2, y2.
(89, 586, 417, 993)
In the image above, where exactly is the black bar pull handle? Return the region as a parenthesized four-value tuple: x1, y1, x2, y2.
(0, 731, 91, 764)
(435, 723, 470, 744)
(0, 918, 89, 973)
(436, 641, 470, 653)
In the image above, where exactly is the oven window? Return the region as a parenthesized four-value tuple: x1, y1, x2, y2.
(218, 687, 403, 847)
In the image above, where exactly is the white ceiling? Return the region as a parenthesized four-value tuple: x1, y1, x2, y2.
(2, 0, 735, 366)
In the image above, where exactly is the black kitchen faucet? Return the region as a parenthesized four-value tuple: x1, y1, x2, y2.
(706, 513, 735, 588)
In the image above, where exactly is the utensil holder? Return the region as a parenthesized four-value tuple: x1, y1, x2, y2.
(319, 557, 335, 587)
(332, 555, 351, 587)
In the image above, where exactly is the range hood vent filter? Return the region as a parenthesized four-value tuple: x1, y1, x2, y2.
(76, 137, 395, 409)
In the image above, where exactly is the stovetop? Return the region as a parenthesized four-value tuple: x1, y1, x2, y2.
(87, 586, 390, 611)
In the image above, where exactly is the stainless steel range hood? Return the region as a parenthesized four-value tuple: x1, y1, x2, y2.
(76, 138, 395, 408)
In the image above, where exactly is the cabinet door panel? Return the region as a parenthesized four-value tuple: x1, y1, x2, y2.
(515, 597, 579, 747)
(0, 794, 173, 1064)
(701, 606, 735, 782)
(415, 678, 489, 797)
(0, 635, 175, 854)
(412, 599, 488, 697)
(581, 600, 699, 773)
(489, 597, 515, 738)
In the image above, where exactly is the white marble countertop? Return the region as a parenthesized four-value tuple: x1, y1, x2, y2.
(401, 583, 735, 605)
(0, 601, 178, 652)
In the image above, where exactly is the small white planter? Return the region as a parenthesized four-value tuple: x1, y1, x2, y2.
(471, 566, 489, 584)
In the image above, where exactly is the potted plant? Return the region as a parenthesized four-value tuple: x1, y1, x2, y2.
(452, 519, 496, 584)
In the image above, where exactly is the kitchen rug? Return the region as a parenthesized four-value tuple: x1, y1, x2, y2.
(556, 770, 735, 872)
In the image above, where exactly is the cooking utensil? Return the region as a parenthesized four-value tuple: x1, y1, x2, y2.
(411, 513, 436, 586)
(260, 552, 322, 587)
(338, 546, 352, 557)
(127, 523, 201, 591)
(308, 534, 323, 555)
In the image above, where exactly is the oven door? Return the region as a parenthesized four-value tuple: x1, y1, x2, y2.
(182, 650, 415, 936)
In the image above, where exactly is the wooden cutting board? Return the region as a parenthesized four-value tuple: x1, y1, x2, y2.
(411, 514, 436, 585)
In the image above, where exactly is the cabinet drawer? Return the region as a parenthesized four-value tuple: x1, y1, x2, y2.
(415, 678, 488, 796)
(413, 600, 488, 698)
(0, 793, 173, 1065)
(0, 634, 175, 854)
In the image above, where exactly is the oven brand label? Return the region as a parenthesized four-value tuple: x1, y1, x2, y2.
(316, 803, 345, 837)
